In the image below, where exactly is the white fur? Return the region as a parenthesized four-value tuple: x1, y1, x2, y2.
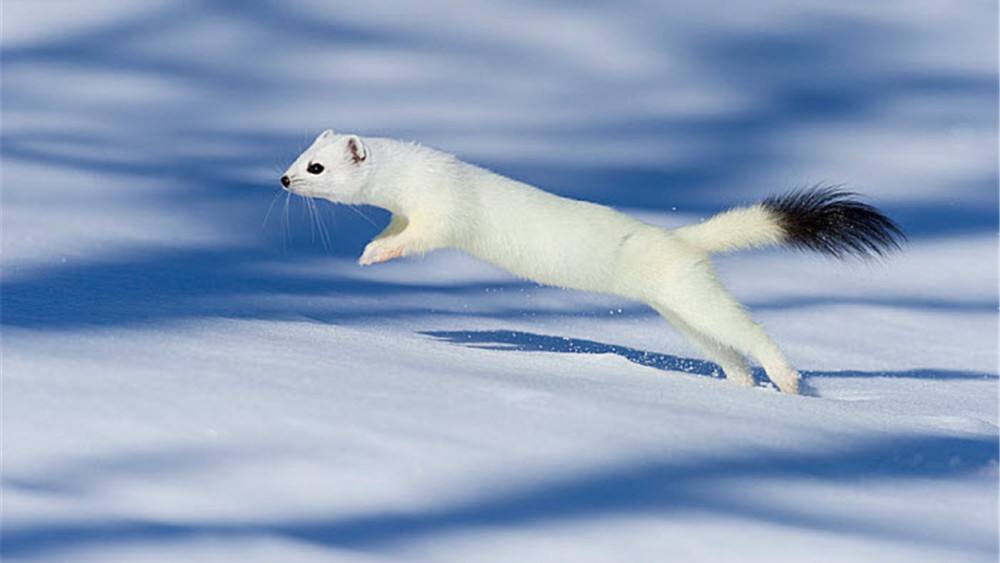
(283, 131, 801, 394)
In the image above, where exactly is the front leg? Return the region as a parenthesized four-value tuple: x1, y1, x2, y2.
(358, 215, 442, 266)
(359, 237, 407, 266)
(374, 214, 408, 240)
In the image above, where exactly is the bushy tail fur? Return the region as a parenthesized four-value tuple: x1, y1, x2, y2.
(675, 186, 906, 258)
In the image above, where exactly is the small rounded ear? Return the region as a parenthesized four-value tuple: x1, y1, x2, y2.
(316, 129, 335, 142)
(346, 135, 367, 164)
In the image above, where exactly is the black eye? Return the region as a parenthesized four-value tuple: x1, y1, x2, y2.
(307, 162, 324, 175)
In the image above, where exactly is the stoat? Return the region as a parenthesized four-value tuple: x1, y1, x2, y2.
(281, 130, 905, 394)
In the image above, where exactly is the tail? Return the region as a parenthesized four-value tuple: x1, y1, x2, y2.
(674, 186, 906, 258)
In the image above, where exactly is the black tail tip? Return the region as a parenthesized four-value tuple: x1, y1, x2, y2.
(762, 186, 906, 259)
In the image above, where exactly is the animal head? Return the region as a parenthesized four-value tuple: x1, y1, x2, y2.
(281, 130, 372, 203)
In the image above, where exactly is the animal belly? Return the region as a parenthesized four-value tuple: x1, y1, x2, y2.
(467, 233, 617, 293)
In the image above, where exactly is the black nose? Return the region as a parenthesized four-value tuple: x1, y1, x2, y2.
(280, 175, 290, 188)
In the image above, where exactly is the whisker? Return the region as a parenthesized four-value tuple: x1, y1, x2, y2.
(282, 191, 291, 253)
(315, 199, 334, 252)
(262, 188, 285, 230)
(307, 197, 318, 244)
(347, 204, 380, 228)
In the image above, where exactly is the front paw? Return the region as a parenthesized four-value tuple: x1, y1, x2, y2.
(359, 240, 405, 266)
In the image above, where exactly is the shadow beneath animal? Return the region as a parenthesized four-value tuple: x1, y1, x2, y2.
(421, 330, 997, 384)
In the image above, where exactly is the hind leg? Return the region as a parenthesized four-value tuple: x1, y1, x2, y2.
(655, 273, 800, 394)
(655, 306, 755, 387)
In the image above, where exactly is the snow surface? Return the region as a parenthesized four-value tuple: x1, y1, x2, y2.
(2, 1, 998, 562)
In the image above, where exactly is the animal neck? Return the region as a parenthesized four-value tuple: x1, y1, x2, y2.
(361, 140, 441, 216)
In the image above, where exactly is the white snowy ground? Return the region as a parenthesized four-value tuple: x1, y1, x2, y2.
(2, 1, 998, 562)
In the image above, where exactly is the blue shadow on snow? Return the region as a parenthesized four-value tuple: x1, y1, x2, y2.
(421, 330, 998, 382)
(1, 432, 996, 558)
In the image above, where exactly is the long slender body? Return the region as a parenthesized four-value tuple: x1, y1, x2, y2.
(282, 131, 905, 394)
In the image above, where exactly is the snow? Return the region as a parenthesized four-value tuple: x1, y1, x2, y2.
(2, 1, 997, 562)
